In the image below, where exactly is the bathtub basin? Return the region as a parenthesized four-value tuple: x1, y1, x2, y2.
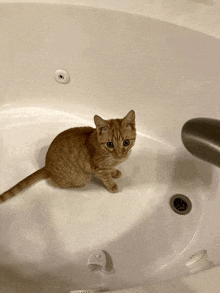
(1, 1, 220, 292)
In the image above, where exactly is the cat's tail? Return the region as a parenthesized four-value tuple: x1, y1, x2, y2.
(0, 167, 49, 203)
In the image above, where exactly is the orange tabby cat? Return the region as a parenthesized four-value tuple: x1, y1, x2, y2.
(0, 110, 136, 203)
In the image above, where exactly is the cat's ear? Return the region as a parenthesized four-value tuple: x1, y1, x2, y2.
(122, 110, 135, 129)
(94, 115, 109, 133)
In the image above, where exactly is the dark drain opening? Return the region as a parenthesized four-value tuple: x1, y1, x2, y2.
(170, 194, 192, 215)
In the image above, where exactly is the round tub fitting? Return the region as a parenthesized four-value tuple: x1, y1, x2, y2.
(54, 69, 70, 84)
(185, 250, 214, 273)
(170, 194, 192, 215)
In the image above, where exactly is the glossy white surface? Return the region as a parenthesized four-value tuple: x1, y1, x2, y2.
(111, 266, 220, 293)
(4, 0, 220, 39)
(1, 1, 220, 292)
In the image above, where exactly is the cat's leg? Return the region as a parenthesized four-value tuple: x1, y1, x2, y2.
(111, 169, 122, 179)
(96, 169, 118, 193)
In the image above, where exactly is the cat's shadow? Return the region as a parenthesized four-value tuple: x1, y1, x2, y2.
(35, 145, 49, 168)
(118, 148, 214, 190)
(119, 151, 171, 188)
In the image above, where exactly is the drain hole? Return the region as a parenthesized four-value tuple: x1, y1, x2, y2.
(170, 194, 192, 215)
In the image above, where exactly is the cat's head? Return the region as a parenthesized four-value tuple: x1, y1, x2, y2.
(94, 110, 136, 160)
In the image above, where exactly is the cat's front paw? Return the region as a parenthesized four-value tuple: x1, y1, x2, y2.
(111, 169, 122, 179)
(107, 183, 118, 193)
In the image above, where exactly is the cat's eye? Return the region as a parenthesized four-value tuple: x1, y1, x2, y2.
(106, 142, 114, 148)
(123, 139, 130, 146)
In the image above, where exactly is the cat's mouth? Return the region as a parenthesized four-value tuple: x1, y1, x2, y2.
(113, 150, 131, 161)
(115, 153, 128, 161)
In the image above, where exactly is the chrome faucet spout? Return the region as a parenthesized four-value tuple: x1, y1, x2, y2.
(181, 117, 220, 167)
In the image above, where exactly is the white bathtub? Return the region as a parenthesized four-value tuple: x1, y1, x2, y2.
(1, 1, 220, 292)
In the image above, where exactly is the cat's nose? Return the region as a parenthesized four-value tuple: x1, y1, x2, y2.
(116, 151, 123, 158)
(115, 144, 123, 157)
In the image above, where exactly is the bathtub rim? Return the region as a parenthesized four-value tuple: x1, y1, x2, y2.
(1, 0, 220, 40)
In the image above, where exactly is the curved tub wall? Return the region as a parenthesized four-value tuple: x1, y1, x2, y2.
(1, 2, 220, 293)
(5, 0, 220, 39)
(2, 3, 220, 146)
(2, 2, 220, 146)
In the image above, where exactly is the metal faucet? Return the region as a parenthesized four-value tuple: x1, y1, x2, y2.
(181, 117, 220, 167)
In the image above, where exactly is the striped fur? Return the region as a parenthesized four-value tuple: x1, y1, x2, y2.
(0, 110, 136, 203)
(0, 168, 48, 203)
